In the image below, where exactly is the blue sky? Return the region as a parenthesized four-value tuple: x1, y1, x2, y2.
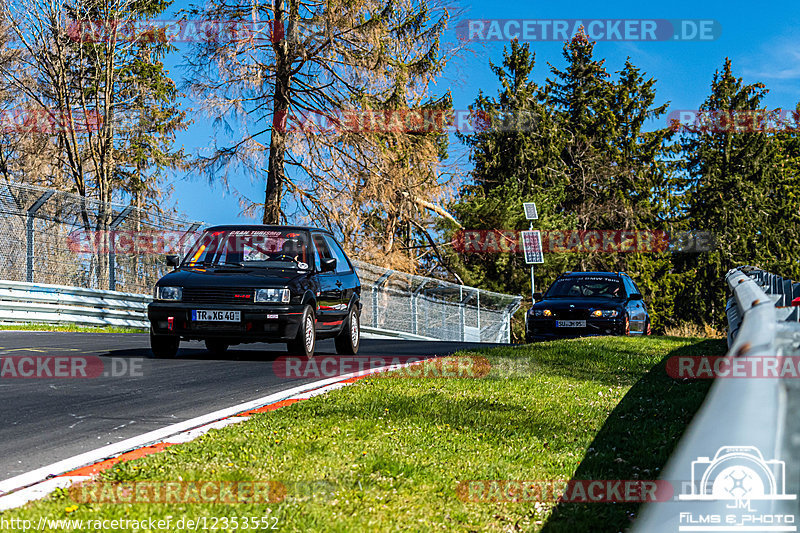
(160, 0, 800, 226)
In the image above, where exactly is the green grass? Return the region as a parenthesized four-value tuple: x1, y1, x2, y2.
(0, 324, 146, 333)
(1, 335, 725, 532)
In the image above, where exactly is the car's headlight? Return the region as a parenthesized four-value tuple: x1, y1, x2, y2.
(156, 286, 182, 301)
(543, 309, 553, 317)
(255, 288, 290, 303)
(531, 309, 543, 317)
(591, 309, 619, 318)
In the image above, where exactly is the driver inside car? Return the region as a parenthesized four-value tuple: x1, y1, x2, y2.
(279, 239, 304, 262)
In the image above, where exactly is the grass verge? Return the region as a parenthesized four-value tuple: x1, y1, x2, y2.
(2, 335, 724, 531)
(0, 324, 145, 333)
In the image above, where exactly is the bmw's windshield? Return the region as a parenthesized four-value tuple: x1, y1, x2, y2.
(545, 276, 624, 299)
(182, 229, 312, 269)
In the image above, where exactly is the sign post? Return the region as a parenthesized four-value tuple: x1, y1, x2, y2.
(521, 203, 543, 302)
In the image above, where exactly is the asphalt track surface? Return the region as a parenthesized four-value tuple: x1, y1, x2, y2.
(0, 332, 498, 481)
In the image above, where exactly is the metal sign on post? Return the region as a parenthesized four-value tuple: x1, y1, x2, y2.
(522, 202, 543, 300)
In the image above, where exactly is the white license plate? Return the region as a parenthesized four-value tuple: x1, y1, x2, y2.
(555, 320, 586, 328)
(192, 310, 241, 322)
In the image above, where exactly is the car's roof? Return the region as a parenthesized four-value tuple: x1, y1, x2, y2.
(204, 224, 330, 234)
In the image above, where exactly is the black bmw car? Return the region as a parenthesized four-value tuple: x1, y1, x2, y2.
(147, 225, 361, 358)
(525, 271, 651, 342)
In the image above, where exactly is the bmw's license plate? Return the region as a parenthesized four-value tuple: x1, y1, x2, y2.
(192, 310, 241, 322)
(555, 320, 586, 328)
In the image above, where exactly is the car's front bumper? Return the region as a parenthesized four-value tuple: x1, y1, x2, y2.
(525, 317, 625, 342)
(148, 302, 306, 342)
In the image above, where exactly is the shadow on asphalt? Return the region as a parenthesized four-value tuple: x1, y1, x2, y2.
(99, 339, 507, 363)
(540, 339, 727, 533)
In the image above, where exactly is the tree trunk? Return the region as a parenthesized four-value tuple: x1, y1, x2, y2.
(264, 0, 293, 224)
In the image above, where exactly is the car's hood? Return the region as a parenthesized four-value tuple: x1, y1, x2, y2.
(531, 297, 623, 310)
(157, 267, 307, 288)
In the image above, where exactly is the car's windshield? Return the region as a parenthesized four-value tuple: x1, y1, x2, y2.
(545, 276, 624, 299)
(182, 229, 312, 269)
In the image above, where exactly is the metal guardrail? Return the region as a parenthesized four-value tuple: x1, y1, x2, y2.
(633, 265, 800, 530)
(0, 279, 150, 328)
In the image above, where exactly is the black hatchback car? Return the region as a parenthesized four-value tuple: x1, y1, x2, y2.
(147, 225, 362, 358)
(525, 271, 650, 342)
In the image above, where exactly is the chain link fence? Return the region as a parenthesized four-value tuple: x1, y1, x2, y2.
(0, 181, 521, 342)
(0, 181, 200, 294)
(354, 261, 520, 343)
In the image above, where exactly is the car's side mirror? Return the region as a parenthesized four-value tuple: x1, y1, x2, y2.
(532, 292, 543, 302)
(629, 293, 643, 301)
(166, 255, 180, 267)
(320, 258, 337, 272)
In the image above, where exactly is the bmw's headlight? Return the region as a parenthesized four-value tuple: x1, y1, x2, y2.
(255, 288, 290, 303)
(156, 286, 182, 301)
(531, 309, 544, 317)
(591, 309, 619, 318)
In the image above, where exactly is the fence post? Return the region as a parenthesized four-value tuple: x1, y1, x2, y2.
(108, 205, 133, 291)
(476, 290, 481, 342)
(459, 286, 465, 341)
(26, 191, 54, 283)
(411, 280, 429, 336)
(372, 270, 392, 329)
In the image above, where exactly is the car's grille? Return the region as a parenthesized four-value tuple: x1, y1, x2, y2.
(182, 287, 254, 304)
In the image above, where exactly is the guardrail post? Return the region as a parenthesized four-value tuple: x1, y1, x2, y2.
(26, 191, 54, 283)
(108, 205, 133, 291)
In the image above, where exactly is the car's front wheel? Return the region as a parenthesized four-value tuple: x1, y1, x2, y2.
(621, 314, 631, 336)
(335, 306, 360, 355)
(287, 305, 316, 358)
(150, 332, 179, 358)
(205, 339, 229, 355)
